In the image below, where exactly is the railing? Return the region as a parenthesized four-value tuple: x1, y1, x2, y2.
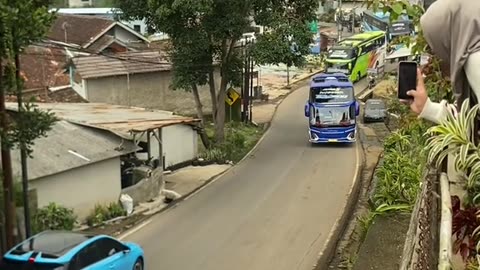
(438, 172, 452, 269)
(399, 167, 439, 270)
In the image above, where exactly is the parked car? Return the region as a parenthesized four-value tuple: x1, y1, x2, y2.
(364, 99, 387, 123)
(0, 230, 144, 270)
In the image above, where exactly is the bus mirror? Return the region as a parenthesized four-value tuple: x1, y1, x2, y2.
(304, 103, 310, 118)
(355, 101, 360, 116)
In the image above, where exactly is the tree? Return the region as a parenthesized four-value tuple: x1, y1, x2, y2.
(116, 0, 317, 143)
(0, 0, 57, 246)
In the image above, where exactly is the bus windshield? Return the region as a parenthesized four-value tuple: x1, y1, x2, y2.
(310, 106, 355, 127)
(311, 87, 354, 103)
(390, 21, 411, 36)
(327, 48, 356, 59)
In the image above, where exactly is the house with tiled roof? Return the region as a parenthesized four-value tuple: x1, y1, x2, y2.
(48, 14, 149, 54)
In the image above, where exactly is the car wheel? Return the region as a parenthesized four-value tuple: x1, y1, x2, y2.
(133, 258, 143, 270)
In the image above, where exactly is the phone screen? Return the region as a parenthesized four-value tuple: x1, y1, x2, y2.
(398, 61, 417, 99)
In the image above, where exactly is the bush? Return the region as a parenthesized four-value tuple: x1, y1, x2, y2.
(373, 119, 430, 209)
(86, 202, 127, 227)
(200, 122, 262, 163)
(32, 203, 77, 233)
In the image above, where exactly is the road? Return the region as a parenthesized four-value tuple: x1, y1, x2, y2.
(124, 82, 359, 270)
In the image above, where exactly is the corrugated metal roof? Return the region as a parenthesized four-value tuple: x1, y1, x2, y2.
(5, 103, 200, 138)
(72, 51, 172, 79)
(9, 120, 139, 180)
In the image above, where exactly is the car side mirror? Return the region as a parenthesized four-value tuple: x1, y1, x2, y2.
(304, 102, 310, 118)
(122, 246, 131, 254)
(355, 101, 360, 116)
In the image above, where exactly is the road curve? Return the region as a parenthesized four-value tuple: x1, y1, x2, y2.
(124, 84, 358, 270)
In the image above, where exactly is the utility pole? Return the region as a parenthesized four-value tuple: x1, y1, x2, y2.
(0, 57, 17, 250)
(243, 40, 250, 123)
(337, 0, 343, 41)
(13, 34, 31, 239)
(249, 55, 254, 122)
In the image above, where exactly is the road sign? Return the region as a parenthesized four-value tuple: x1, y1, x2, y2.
(226, 88, 240, 106)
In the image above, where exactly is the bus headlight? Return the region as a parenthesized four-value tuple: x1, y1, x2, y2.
(347, 131, 355, 141)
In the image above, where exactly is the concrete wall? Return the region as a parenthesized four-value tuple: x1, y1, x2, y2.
(83, 69, 222, 116)
(122, 168, 163, 206)
(162, 125, 198, 168)
(68, 0, 92, 7)
(30, 157, 121, 221)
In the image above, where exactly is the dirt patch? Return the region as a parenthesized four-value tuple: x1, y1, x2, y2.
(372, 79, 396, 99)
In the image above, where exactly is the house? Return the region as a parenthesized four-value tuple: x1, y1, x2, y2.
(54, 8, 151, 36)
(5, 102, 200, 219)
(7, 120, 139, 220)
(48, 14, 150, 54)
(12, 102, 201, 169)
(67, 51, 222, 115)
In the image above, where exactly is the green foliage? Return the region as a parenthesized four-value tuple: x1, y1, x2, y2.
(426, 99, 480, 205)
(32, 202, 77, 233)
(0, 179, 24, 208)
(0, 1, 58, 155)
(373, 120, 429, 209)
(86, 202, 127, 227)
(116, 0, 318, 142)
(200, 122, 263, 163)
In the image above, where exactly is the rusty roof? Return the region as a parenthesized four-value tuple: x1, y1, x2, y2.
(5, 103, 200, 137)
(48, 14, 114, 47)
(20, 45, 70, 90)
(71, 51, 172, 79)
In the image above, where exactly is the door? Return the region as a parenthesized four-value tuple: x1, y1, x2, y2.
(90, 238, 131, 270)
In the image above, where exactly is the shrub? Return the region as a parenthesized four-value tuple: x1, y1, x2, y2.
(32, 202, 77, 233)
(86, 202, 127, 227)
(373, 119, 429, 209)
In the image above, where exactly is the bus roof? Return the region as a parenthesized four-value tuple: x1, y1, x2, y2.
(310, 73, 353, 88)
(338, 31, 385, 46)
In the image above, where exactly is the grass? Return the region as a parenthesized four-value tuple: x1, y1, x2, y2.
(199, 121, 264, 163)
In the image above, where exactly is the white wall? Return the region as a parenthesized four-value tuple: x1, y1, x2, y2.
(114, 26, 142, 44)
(161, 125, 198, 168)
(30, 157, 121, 221)
(68, 0, 92, 7)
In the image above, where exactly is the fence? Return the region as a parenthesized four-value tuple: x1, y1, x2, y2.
(400, 167, 440, 270)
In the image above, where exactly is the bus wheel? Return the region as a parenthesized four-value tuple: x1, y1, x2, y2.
(357, 72, 361, 82)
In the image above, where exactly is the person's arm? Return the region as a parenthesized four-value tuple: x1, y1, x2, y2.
(418, 51, 480, 124)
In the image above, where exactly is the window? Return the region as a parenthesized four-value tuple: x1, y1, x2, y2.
(68, 242, 102, 270)
(95, 238, 127, 258)
(133, 25, 141, 32)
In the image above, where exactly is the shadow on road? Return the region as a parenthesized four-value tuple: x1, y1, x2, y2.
(309, 142, 357, 149)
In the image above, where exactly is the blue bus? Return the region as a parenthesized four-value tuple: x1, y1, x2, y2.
(304, 73, 359, 143)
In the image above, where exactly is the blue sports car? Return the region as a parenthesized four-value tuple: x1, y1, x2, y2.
(0, 230, 145, 270)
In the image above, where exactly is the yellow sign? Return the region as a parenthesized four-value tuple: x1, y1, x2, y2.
(225, 88, 240, 106)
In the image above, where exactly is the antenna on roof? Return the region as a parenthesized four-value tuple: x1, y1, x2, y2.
(61, 22, 69, 43)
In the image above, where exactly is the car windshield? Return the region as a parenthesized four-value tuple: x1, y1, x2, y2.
(309, 106, 355, 127)
(311, 87, 354, 103)
(366, 101, 385, 110)
(0, 259, 65, 270)
(327, 48, 356, 59)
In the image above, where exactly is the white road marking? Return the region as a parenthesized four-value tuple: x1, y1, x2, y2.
(118, 219, 152, 241)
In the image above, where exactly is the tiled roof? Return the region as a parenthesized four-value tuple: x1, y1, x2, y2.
(72, 51, 172, 79)
(87, 35, 116, 53)
(48, 14, 114, 47)
(5, 87, 87, 103)
(20, 45, 70, 90)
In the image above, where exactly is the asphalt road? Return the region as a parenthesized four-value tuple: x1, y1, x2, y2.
(124, 82, 359, 270)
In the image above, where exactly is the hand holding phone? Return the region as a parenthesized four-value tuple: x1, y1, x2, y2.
(397, 61, 417, 100)
(398, 62, 429, 114)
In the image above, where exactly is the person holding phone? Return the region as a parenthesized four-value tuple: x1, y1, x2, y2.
(402, 0, 480, 124)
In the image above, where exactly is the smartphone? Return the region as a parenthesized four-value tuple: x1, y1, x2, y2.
(397, 61, 417, 100)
